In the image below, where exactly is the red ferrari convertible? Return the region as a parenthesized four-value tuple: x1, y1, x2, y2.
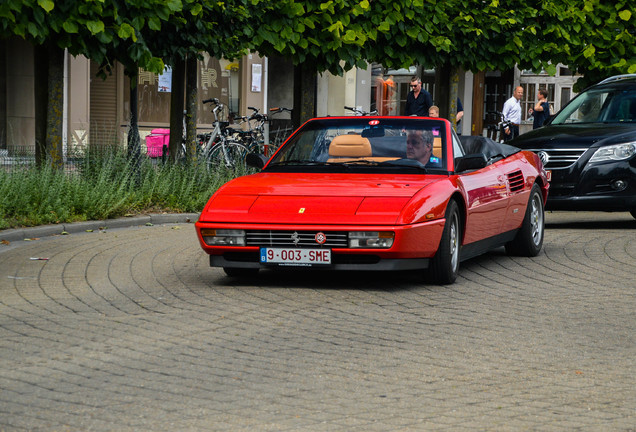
(196, 116, 549, 284)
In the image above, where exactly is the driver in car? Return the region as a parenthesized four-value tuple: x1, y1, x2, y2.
(406, 130, 441, 166)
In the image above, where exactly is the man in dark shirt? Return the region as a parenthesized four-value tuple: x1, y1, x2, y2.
(532, 88, 550, 129)
(405, 77, 433, 116)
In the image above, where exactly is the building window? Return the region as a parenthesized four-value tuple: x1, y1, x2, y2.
(521, 83, 555, 122)
(123, 56, 238, 128)
(560, 87, 572, 110)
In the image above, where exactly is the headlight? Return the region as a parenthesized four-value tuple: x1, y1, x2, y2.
(589, 143, 636, 163)
(200, 229, 245, 246)
(349, 231, 394, 248)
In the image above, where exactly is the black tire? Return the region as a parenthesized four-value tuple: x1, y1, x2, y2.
(223, 267, 259, 277)
(428, 200, 462, 285)
(505, 183, 544, 256)
(630, 210, 636, 220)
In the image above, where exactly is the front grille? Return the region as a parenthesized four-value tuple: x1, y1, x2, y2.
(507, 170, 524, 193)
(246, 230, 349, 248)
(530, 148, 588, 169)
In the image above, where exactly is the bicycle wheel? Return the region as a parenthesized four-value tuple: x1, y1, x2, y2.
(207, 140, 249, 169)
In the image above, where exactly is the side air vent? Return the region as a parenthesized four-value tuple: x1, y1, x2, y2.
(507, 170, 525, 193)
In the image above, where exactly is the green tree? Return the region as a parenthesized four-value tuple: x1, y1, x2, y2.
(524, 0, 635, 90)
(251, 0, 635, 115)
(2, 0, 635, 161)
(1, 0, 181, 167)
(140, 0, 253, 163)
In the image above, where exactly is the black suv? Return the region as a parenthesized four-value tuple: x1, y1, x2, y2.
(512, 74, 636, 219)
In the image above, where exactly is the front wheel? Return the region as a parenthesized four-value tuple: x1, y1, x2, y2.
(208, 141, 249, 169)
(505, 183, 544, 256)
(428, 200, 462, 285)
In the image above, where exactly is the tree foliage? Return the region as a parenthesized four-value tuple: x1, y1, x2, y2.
(251, 0, 635, 88)
(2, 0, 634, 81)
(0, 0, 186, 75)
(1, 0, 635, 158)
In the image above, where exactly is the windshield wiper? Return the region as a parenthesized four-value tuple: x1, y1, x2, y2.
(331, 159, 382, 166)
(269, 160, 325, 166)
(379, 159, 428, 172)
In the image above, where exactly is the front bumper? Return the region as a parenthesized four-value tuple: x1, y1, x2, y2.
(195, 220, 446, 271)
(546, 159, 636, 211)
(210, 253, 429, 271)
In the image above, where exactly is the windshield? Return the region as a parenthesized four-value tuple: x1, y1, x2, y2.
(552, 85, 636, 125)
(267, 117, 448, 172)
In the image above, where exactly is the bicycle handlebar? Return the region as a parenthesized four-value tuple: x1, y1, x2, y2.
(250, 113, 267, 121)
(345, 106, 378, 116)
(269, 107, 293, 114)
(202, 98, 220, 105)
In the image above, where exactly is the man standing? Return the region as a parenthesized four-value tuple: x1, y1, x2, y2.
(405, 77, 433, 116)
(502, 86, 523, 141)
(532, 88, 550, 129)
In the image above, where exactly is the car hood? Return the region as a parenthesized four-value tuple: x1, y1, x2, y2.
(512, 123, 636, 150)
(199, 172, 443, 225)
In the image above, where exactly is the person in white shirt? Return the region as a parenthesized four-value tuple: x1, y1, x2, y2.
(502, 86, 523, 141)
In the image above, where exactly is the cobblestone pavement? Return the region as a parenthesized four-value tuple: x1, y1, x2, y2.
(0, 212, 635, 431)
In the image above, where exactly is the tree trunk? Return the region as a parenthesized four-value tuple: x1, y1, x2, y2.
(293, 63, 316, 127)
(185, 55, 198, 163)
(126, 69, 141, 185)
(169, 59, 186, 163)
(435, 62, 460, 132)
(34, 44, 48, 167)
(46, 42, 64, 169)
(450, 70, 459, 131)
(435, 63, 451, 120)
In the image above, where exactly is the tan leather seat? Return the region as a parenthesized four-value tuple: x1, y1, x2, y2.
(328, 135, 372, 161)
(329, 135, 372, 157)
(433, 137, 442, 158)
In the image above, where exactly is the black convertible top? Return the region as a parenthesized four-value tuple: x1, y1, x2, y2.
(459, 135, 521, 160)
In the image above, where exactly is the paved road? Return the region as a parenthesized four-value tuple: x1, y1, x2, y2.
(0, 212, 635, 431)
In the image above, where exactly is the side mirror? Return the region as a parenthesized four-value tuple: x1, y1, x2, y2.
(246, 152, 268, 169)
(455, 154, 488, 172)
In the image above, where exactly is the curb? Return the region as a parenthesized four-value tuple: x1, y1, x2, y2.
(0, 213, 200, 243)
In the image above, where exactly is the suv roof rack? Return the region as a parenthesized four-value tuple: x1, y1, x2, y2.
(598, 74, 636, 84)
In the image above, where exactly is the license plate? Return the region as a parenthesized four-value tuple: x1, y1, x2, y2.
(546, 170, 552, 181)
(260, 248, 331, 266)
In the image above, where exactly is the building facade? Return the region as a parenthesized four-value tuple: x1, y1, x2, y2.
(1, 36, 580, 156)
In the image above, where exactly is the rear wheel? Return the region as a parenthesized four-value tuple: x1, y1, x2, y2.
(505, 183, 544, 256)
(428, 200, 461, 285)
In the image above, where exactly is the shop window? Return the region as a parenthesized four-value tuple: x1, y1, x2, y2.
(137, 68, 171, 124)
(198, 57, 237, 126)
(123, 56, 238, 128)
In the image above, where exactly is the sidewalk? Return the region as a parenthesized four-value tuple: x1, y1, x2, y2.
(0, 213, 200, 243)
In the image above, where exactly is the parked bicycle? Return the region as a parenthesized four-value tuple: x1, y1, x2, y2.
(230, 106, 293, 158)
(267, 106, 294, 153)
(486, 111, 513, 143)
(199, 98, 250, 169)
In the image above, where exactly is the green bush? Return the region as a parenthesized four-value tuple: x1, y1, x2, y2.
(0, 148, 250, 230)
